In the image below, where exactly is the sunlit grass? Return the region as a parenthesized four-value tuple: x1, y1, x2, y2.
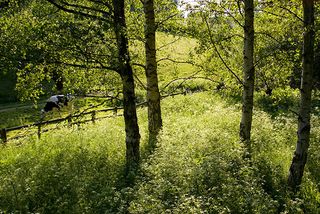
(2, 32, 202, 129)
(1, 92, 319, 213)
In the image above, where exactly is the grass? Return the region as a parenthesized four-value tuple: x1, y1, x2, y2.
(1, 92, 319, 213)
(1, 32, 206, 129)
(131, 32, 214, 97)
(0, 96, 118, 129)
(1, 32, 320, 213)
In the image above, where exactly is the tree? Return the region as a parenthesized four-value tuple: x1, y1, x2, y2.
(0, 0, 57, 101)
(143, 0, 162, 142)
(254, 1, 299, 96)
(0, 0, 117, 101)
(239, 0, 255, 153)
(288, 0, 315, 191)
(128, 0, 180, 141)
(113, 0, 141, 170)
(182, 1, 255, 151)
(46, 0, 141, 170)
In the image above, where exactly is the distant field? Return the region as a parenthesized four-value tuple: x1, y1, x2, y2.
(1, 33, 214, 130)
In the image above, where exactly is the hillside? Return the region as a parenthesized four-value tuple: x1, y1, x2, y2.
(1, 92, 319, 213)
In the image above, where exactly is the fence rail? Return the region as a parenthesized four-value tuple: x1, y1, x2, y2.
(0, 105, 125, 143)
(0, 91, 188, 144)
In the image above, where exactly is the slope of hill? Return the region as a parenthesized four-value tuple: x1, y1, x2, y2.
(0, 92, 319, 213)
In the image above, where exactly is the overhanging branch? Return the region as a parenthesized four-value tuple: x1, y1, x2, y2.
(155, 12, 179, 30)
(201, 12, 244, 86)
(46, 0, 111, 22)
(156, 57, 210, 74)
(280, 6, 303, 23)
(156, 37, 181, 51)
(51, 61, 117, 71)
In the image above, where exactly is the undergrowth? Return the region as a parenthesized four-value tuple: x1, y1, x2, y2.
(0, 92, 319, 213)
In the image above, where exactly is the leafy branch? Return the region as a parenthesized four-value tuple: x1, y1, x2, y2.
(46, 0, 112, 22)
(201, 11, 244, 86)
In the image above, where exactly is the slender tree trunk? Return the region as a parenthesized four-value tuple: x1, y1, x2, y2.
(240, 0, 255, 153)
(113, 0, 141, 170)
(143, 0, 162, 141)
(288, 0, 314, 191)
(52, 70, 64, 93)
(121, 71, 141, 169)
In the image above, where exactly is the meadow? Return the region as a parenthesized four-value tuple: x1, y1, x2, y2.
(0, 92, 320, 213)
(1, 32, 320, 213)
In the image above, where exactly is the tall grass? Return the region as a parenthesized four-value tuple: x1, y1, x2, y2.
(130, 93, 273, 213)
(1, 92, 319, 213)
(0, 113, 146, 213)
(129, 93, 320, 213)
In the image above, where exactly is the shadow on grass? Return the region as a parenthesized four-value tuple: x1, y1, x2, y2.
(112, 133, 161, 213)
(217, 90, 302, 118)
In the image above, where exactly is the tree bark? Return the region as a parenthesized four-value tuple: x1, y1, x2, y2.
(143, 0, 162, 141)
(240, 0, 255, 153)
(121, 71, 141, 169)
(288, 0, 314, 191)
(52, 70, 64, 93)
(113, 0, 141, 170)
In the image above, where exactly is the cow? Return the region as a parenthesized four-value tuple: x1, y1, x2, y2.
(41, 94, 73, 113)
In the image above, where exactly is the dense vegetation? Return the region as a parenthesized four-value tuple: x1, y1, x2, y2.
(0, 0, 319, 213)
(0, 93, 319, 213)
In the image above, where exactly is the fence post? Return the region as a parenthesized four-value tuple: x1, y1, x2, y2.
(0, 128, 7, 144)
(91, 111, 96, 124)
(68, 115, 72, 127)
(37, 123, 41, 140)
(114, 107, 118, 116)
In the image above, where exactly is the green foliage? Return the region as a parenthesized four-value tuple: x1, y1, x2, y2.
(1, 0, 320, 213)
(0, 71, 17, 103)
(129, 93, 273, 213)
(307, 114, 320, 190)
(0, 118, 129, 213)
(183, 0, 319, 98)
(255, 87, 300, 116)
(0, 0, 119, 101)
(0, 92, 320, 213)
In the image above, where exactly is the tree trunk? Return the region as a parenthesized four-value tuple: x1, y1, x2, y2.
(143, 0, 162, 141)
(288, 0, 315, 191)
(121, 71, 141, 169)
(52, 70, 64, 93)
(240, 0, 255, 153)
(113, 0, 141, 170)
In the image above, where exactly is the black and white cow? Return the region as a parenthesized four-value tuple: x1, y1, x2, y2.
(42, 94, 73, 113)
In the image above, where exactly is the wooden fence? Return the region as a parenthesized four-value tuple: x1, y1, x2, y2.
(0, 91, 188, 144)
(0, 105, 122, 143)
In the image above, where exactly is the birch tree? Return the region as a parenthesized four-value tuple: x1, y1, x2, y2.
(143, 0, 162, 141)
(288, 0, 315, 191)
(113, 0, 141, 170)
(47, 0, 141, 170)
(239, 0, 255, 153)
